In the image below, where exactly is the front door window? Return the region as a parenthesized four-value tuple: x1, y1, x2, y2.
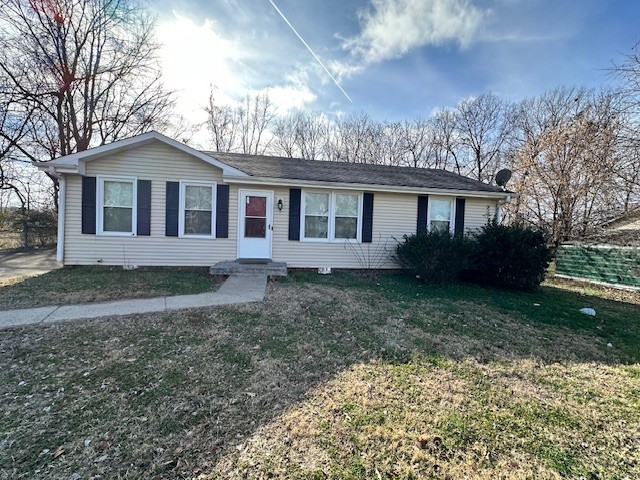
(244, 196, 267, 238)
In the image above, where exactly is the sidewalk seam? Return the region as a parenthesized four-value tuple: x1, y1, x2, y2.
(41, 306, 61, 324)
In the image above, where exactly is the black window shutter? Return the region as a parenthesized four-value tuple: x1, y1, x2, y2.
(137, 180, 151, 236)
(362, 192, 374, 243)
(454, 198, 466, 237)
(216, 184, 229, 238)
(288, 188, 301, 241)
(417, 195, 428, 235)
(165, 181, 179, 237)
(81, 176, 96, 234)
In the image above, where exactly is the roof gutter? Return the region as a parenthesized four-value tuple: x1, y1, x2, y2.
(31, 161, 79, 177)
(222, 175, 513, 200)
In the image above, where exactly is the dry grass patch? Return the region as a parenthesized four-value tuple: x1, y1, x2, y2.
(210, 359, 639, 479)
(546, 276, 640, 305)
(1, 273, 638, 479)
(0, 266, 224, 309)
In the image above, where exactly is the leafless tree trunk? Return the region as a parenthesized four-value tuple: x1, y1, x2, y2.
(205, 90, 239, 153)
(431, 109, 461, 173)
(272, 113, 299, 158)
(0, 0, 175, 209)
(454, 92, 513, 182)
(0, 91, 32, 208)
(238, 92, 276, 155)
(399, 118, 432, 168)
(295, 111, 329, 160)
(207, 90, 276, 155)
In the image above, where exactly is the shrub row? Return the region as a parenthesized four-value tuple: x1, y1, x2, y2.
(395, 221, 552, 290)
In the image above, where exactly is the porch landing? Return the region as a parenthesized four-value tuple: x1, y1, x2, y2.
(210, 260, 288, 277)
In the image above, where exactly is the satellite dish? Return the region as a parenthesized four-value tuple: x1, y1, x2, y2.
(495, 169, 512, 188)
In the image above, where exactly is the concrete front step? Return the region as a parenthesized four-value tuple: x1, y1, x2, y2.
(210, 260, 288, 277)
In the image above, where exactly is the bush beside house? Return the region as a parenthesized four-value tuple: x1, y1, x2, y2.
(469, 221, 552, 290)
(396, 222, 552, 290)
(394, 229, 476, 285)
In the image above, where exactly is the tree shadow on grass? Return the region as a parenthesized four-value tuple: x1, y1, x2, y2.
(0, 272, 638, 479)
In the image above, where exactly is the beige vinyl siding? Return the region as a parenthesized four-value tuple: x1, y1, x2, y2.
(464, 198, 497, 233)
(270, 188, 416, 268)
(270, 192, 497, 269)
(63, 142, 237, 266)
(63, 141, 502, 267)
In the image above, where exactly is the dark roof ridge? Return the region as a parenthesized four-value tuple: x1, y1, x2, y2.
(202, 150, 508, 194)
(204, 150, 498, 181)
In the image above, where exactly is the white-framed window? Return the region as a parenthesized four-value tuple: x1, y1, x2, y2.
(428, 197, 455, 233)
(97, 176, 137, 236)
(302, 190, 362, 242)
(179, 181, 216, 238)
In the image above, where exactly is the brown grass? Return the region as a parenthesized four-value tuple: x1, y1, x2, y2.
(0, 266, 224, 309)
(212, 360, 638, 479)
(0, 273, 638, 479)
(546, 275, 640, 305)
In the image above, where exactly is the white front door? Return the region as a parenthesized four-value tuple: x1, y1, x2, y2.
(237, 189, 273, 259)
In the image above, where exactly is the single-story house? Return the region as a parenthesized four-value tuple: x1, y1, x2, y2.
(555, 206, 640, 289)
(36, 131, 512, 269)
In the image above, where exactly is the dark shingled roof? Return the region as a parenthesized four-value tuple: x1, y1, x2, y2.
(204, 151, 506, 194)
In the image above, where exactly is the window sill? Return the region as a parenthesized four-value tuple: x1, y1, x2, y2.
(300, 238, 361, 244)
(178, 234, 216, 239)
(97, 232, 136, 237)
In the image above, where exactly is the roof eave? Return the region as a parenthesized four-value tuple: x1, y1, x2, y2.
(32, 160, 80, 177)
(222, 174, 512, 199)
(34, 132, 249, 177)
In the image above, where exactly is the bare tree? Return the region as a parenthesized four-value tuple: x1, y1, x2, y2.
(609, 41, 640, 115)
(430, 109, 461, 172)
(0, 89, 32, 208)
(454, 93, 513, 182)
(205, 90, 239, 153)
(399, 117, 432, 168)
(272, 112, 299, 158)
(205, 90, 276, 155)
(0, 0, 175, 208)
(238, 92, 276, 155)
(607, 42, 640, 204)
(507, 87, 629, 243)
(295, 111, 330, 160)
(328, 112, 383, 163)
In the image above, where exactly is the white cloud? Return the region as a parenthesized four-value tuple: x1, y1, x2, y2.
(260, 84, 317, 113)
(341, 0, 485, 72)
(328, 59, 365, 81)
(157, 12, 318, 145)
(157, 13, 246, 117)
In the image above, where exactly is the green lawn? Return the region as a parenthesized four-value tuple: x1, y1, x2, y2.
(0, 272, 638, 479)
(0, 266, 224, 309)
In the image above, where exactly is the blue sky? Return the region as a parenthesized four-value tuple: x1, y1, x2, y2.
(152, 0, 640, 124)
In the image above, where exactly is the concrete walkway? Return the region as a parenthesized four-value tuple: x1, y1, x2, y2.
(0, 275, 267, 329)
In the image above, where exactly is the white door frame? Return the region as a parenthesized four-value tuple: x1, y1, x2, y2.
(237, 189, 274, 259)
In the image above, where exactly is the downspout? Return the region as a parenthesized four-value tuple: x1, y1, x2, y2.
(56, 174, 66, 263)
(496, 193, 513, 224)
